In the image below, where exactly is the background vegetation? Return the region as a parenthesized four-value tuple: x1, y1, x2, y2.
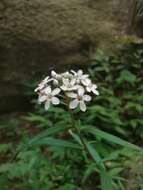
(0, 44, 143, 190)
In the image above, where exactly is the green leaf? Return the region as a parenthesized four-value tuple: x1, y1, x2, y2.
(0, 144, 12, 153)
(18, 125, 69, 152)
(27, 125, 68, 147)
(28, 137, 81, 149)
(82, 163, 97, 183)
(100, 170, 113, 190)
(84, 141, 113, 190)
(108, 167, 123, 177)
(83, 126, 142, 151)
(24, 114, 48, 123)
(118, 70, 136, 83)
(68, 129, 82, 145)
(84, 141, 105, 169)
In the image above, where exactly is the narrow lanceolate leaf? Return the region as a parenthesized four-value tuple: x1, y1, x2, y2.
(28, 137, 82, 149)
(28, 125, 68, 146)
(100, 169, 113, 190)
(84, 141, 113, 190)
(84, 141, 105, 169)
(83, 126, 142, 151)
(68, 129, 82, 145)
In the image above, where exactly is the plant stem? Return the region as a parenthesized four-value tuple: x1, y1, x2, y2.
(69, 110, 91, 159)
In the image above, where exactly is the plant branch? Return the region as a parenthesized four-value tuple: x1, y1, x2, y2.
(69, 110, 93, 161)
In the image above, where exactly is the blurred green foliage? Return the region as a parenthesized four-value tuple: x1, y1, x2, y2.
(87, 45, 143, 141)
(0, 44, 143, 190)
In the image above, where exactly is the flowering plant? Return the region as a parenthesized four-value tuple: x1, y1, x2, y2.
(34, 69, 141, 190)
(35, 70, 99, 112)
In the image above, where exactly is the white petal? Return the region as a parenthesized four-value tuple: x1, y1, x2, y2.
(78, 87, 85, 96)
(66, 88, 75, 91)
(86, 87, 91, 92)
(38, 95, 47, 103)
(78, 70, 83, 76)
(62, 71, 71, 78)
(66, 92, 77, 98)
(63, 78, 69, 86)
(69, 99, 79, 109)
(82, 74, 89, 78)
(40, 76, 49, 85)
(53, 79, 59, 86)
(76, 79, 80, 84)
(86, 78, 91, 84)
(56, 74, 62, 80)
(47, 78, 53, 83)
(43, 76, 50, 82)
(83, 95, 91, 102)
(52, 88, 61, 96)
(51, 97, 60, 105)
(81, 78, 91, 86)
(92, 89, 99, 95)
(43, 86, 51, 94)
(79, 101, 86, 112)
(61, 85, 67, 91)
(76, 84, 83, 89)
(35, 87, 40, 92)
(92, 84, 97, 89)
(71, 70, 76, 75)
(71, 85, 80, 90)
(51, 70, 57, 77)
(70, 78, 76, 86)
(45, 100, 50, 110)
(38, 83, 45, 90)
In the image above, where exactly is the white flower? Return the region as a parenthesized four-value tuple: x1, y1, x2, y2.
(51, 70, 62, 86)
(86, 83, 99, 95)
(51, 70, 62, 80)
(61, 78, 80, 91)
(35, 69, 99, 112)
(34, 76, 51, 92)
(61, 71, 73, 78)
(38, 86, 61, 110)
(68, 88, 91, 112)
(71, 69, 91, 86)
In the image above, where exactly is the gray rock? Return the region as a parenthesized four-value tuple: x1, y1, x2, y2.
(0, 0, 131, 112)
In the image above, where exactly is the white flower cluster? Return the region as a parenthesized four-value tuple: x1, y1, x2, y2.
(35, 70, 99, 112)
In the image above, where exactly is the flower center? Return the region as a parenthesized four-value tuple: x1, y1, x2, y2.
(48, 94, 52, 99)
(77, 95, 82, 101)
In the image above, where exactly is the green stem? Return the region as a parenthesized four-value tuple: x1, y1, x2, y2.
(69, 110, 91, 160)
